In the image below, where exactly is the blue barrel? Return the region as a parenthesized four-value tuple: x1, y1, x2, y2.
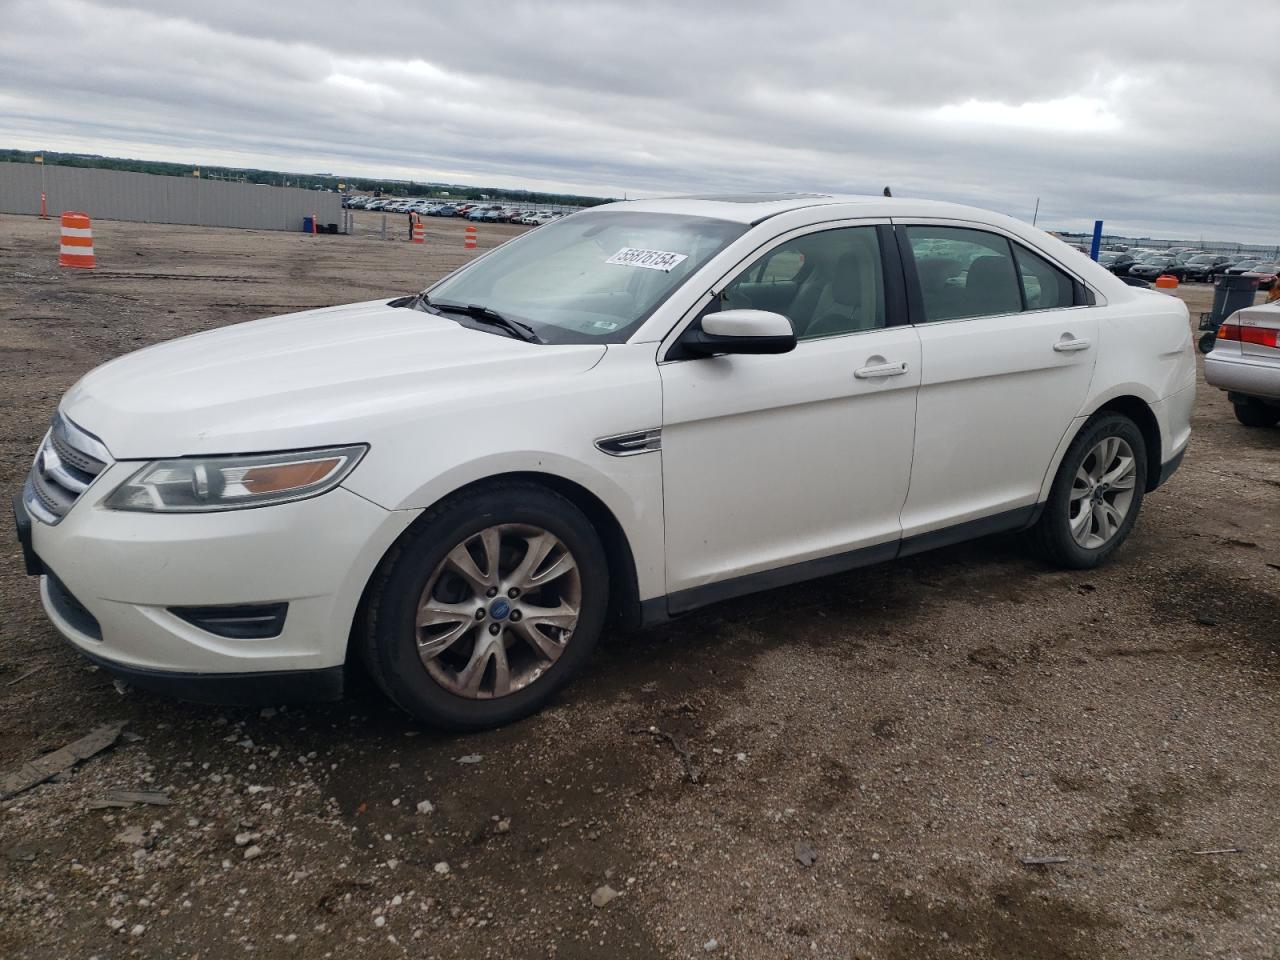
(302, 216, 314, 233)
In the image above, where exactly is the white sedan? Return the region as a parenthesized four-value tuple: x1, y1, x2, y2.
(17, 194, 1196, 728)
(1204, 302, 1280, 427)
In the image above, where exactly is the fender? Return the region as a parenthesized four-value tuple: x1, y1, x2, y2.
(383, 448, 665, 604)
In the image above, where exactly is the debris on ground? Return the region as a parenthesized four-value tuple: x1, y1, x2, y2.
(115, 825, 148, 847)
(87, 789, 170, 809)
(794, 840, 818, 867)
(592, 884, 620, 908)
(4, 666, 44, 687)
(0, 722, 126, 799)
(630, 726, 700, 783)
(1019, 855, 1071, 866)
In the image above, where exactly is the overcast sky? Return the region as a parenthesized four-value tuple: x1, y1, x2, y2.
(2, 0, 1278, 242)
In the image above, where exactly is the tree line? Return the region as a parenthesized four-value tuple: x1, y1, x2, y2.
(0, 150, 613, 208)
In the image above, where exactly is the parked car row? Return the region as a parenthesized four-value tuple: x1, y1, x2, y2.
(342, 195, 572, 226)
(1094, 250, 1278, 289)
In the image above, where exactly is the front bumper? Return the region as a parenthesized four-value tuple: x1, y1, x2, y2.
(20, 464, 418, 698)
(1205, 353, 1280, 400)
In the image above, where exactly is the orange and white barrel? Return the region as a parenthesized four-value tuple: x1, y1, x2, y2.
(58, 212, 95, 269)
(464, 224, 477, 250)
(412, 218, 425, 244)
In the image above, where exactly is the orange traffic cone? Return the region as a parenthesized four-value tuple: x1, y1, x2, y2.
(412, 216, 425, 244)
(58, 212, 95, 269)
(464, 224, 477, 250)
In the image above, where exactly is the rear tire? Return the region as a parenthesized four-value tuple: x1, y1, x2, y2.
(1233, 399, 1280, 428)
(1030, 413, 1147, 569)
(359, 481, 609, 730)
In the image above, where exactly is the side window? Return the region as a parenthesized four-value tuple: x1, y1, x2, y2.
(905, 226, 1022, 321)
(719, 227, 885, 340)
(1014, 245, 1075, 310)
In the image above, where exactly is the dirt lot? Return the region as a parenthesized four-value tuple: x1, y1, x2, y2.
(1, 211, 1278, 960)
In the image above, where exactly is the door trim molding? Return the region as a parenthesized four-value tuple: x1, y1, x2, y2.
(641, 503, 1041, 625)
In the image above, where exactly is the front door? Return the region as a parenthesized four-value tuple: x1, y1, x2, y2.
(658, 222, 921, 608)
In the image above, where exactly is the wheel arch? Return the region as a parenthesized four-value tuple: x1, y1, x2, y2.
(348, 470, 644, 665)
(1084, 394, 1163, 492)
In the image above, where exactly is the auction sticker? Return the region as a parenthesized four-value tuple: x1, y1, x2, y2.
(606, 247, 688, 272)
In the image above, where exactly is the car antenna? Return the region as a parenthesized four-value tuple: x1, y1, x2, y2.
(883, 186, 892, 197)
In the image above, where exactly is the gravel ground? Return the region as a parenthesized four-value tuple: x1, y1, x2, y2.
(1, 212, 1278, 959)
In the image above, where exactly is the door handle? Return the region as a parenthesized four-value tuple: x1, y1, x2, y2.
(1053, 337, 1091, 353)
(854, 360, 909, 379)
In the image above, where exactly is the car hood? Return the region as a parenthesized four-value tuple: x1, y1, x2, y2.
(61, 299, 607, 459)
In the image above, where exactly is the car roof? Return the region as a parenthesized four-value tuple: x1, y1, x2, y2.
(589, 193, 1033, 226)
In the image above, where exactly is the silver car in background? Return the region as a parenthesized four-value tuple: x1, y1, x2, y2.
(1205, 302, 1280, 427)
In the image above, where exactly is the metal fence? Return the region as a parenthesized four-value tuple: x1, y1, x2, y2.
(1056, 231, 1279, 259)
(0, 162, 342, 232)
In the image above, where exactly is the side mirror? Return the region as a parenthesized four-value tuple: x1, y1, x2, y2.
(681, 309, 797, 357)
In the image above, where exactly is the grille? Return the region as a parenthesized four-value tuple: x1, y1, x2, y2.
(23, 413, 112, 525)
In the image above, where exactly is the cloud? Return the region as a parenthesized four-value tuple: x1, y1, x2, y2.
(0, 0, 1277, 240)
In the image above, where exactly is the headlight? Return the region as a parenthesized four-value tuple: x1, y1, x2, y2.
(104, 445, 367, 513)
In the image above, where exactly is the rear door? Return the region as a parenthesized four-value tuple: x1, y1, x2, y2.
(895, 221, 1099, 539)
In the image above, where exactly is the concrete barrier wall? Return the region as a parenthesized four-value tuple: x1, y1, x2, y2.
(0, 163, 342, 232)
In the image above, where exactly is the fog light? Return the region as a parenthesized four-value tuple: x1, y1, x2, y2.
(170, 603, 288, 639)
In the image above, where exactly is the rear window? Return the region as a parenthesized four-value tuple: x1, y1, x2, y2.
(1014, 246, 1075, 310)
(905, 225, 1080, 322)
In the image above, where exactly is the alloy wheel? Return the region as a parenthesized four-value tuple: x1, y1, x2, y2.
(415, 524, 581, 699)
(1069, 436, 1138, 549)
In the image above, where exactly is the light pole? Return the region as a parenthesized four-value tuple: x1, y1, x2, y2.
(37, 152, 48, 219)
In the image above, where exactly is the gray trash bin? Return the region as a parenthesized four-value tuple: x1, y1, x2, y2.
(1198, 274, 1260, 352)
(1213, 274, 1259, 320)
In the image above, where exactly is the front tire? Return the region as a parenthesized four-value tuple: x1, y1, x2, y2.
(1233, 399, 1280, 428)
(359, 482, 609, 730)
(1031, 413, 1147, 569)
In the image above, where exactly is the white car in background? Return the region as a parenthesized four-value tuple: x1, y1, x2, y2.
(16, 194, 1195, 729)
(1204, 302, 1280, 426)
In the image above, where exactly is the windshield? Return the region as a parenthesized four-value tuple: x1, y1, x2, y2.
(425, 210, 747, 344)
(1188, 255, 1216, 264)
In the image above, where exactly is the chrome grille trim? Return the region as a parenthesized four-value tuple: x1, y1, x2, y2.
(23, 413, 113, 525)
(595, 428, 662, 457)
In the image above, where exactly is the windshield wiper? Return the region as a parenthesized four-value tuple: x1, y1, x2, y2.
(428, 298, 541, 343)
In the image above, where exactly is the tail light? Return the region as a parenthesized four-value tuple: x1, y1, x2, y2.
(1217, 323, 1279, 348)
